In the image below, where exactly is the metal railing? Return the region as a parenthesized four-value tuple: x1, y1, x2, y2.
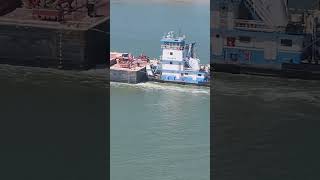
(232, 19, 285, 32)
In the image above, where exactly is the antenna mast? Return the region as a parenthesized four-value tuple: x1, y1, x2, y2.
(178, 28, 181, 37)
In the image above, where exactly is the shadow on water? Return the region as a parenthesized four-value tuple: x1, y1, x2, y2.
(0, 65, 108, 179)
(0, 65, 109, 89)
(212, 72, 320, 180)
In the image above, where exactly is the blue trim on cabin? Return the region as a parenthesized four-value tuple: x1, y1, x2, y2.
(212, 48, 303, 65)
(161, 42, 185, 48)
(160, 75, 208, 84)
(159, 68, 208, 75)
(211, 28, 306, 65)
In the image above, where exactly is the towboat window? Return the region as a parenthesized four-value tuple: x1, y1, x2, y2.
(281, 39, 293, 47)
(239, 36, 251, 43)
(198, 74, 202, 76)
(170, 61, 173, 64)
(170, 52, 173, 55)
(185, 73, 188, 75)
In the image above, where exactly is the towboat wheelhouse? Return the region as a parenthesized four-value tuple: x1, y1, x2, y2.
(147, 31, 209, 85)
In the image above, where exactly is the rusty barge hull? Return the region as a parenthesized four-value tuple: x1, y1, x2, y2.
(0, 0, 109, 70)
(0, 20, 109, 69)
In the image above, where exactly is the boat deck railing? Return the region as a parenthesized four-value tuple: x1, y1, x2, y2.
(221, 18, 286, 32)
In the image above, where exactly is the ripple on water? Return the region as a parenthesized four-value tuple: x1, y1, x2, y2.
(111, 81, 210, 95)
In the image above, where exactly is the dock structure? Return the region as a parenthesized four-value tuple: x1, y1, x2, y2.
(0, 0, 109, 70)
(110, 52, 148, 83)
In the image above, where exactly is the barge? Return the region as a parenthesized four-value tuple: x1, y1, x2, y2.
(110, 52, 148, 84)
(0, 0, 109, 70)
(110, 31, 210, 86)
(211, 0, 320, 79)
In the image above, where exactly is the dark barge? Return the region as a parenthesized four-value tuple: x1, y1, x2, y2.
(213, 63, 320, 80)
(0, 0, 109, 70)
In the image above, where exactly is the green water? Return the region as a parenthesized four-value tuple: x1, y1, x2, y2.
(111, 82, 209, 180)
(110, 1, 210, 179)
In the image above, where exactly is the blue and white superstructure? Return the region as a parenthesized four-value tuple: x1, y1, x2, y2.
(147, 31, 210, 85)
(212, 0, 320, 78)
